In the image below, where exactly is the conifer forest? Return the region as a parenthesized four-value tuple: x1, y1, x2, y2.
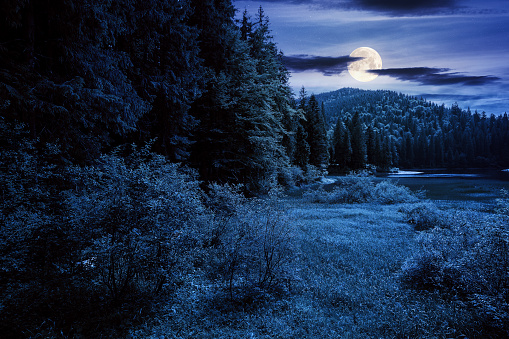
(1, 1, 509, 338)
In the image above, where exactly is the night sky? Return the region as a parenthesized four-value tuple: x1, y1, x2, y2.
(234, 0, 509, 114)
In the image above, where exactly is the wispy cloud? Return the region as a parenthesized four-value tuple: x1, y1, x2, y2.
(239, 0, 506, 16)
(369, 67, 500, 86)
(352, 0, 457, 13)
(282, 54, 362, 76)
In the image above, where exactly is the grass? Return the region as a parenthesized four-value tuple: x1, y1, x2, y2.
(122, 176, 509, 338)
(131, 197, 484, 338)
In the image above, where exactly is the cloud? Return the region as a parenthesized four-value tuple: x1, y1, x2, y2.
(368, 67, 500, 86)
(282, 54, 362, 76)
(352, 0, 457, 13)
(240, 0, 462, 15)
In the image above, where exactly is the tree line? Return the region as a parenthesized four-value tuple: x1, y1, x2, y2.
(0, 0, 331, 192)
(321, 88, 509, 171)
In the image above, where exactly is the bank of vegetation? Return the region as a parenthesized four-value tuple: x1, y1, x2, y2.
(321, 88, 509, 172)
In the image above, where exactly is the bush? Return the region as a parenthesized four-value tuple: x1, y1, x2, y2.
(399, 210, 509, 336)
(373, 180, 419, 204)
(206, 184, 295, 301)
(331, 175, 376, 203)
(66, 146, 209, 303)
(0, 138, 213, 337)
(278, 165, 306, 187)
(303, 174, 418, 205)
(400, 202, 448, 231)
(302, 186, 330, 203)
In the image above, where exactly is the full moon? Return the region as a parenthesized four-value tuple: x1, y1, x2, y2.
(348, 47, 382, 82)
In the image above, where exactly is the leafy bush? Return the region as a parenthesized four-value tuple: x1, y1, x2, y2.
(330, 175, 376, 203)
(66, 146, 208, 303)
(206, 184, 295, 301)
(399, 210, 509, 336)
(303, 174, 418, 205)
(0, 137, 214, 337)
(373, 180, 419, 204)
(400, 202, 448, 231)
(278, 165, 306, 187)
(302, 186, 331, 203)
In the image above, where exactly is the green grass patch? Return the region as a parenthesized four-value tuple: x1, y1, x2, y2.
(131, 197, 496, 338)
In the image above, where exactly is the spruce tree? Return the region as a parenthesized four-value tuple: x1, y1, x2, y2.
(190, 5, 291, 191)
(331, 119, 352, 168)
(294, 123, 310, 168)
(350, 111, 366, 169)
(305, 94, 329, 170)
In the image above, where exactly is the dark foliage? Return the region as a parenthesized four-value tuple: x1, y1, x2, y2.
(400, 203, 509, 337)
(320, 88, 509, 171)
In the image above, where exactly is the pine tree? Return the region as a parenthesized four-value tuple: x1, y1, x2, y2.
(305, 94, 329, 170)
(331, 119, 352, 168)
(366, 125, 377, 165)
(294, 123, 310, 168)
(350, 111, 366, 169)
(190, 5, 291, 191)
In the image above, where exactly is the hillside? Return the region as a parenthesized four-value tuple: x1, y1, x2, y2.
(314, 88, 509, 170)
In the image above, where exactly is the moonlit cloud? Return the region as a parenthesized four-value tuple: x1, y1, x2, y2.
(325, 0, 460, 15)
(282, 54, 362, 75)
(369, 67, 500, 86)
(356, 0, 456, 10)
(240, 0, 462, 15)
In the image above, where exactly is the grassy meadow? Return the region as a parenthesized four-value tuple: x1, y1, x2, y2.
(131, 175, 508, 338)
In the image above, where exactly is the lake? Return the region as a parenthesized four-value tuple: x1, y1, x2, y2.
(375, 169, 509, 201)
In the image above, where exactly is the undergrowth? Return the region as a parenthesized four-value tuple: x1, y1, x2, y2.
(399, 194, 509, 337)
(303, 172, 419, 204)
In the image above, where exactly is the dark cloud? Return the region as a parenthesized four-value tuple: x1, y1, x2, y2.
(282, 54, 362, 76)
(353, 0, 457, 13)
(368, 67, 500, 86)
(240, 0, 462, 15)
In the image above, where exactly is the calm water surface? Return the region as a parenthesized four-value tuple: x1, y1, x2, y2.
(375, 169, 509, 201)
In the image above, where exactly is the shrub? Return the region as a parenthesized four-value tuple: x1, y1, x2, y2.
(496, 188, 509, 216)
(278, 165, 306, 187)
(373, 180, 419, 204)
(303, 174, 418, 205)
(302, 186, 330, 203)
(331, 175, 376, 203)
(66, 146, 209, 303)
(206, 184, 295, 301)
(400, 202, 448, 231)
(1, 143, 212, 337)
(399, 210, 509, 336)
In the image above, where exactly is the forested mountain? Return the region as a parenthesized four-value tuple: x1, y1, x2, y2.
(317, 88, 509, 171)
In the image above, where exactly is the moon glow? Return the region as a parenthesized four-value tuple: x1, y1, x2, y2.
(348, 47, 382, 82)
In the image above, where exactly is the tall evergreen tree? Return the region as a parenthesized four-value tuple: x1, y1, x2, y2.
(349, 111, 366, 169)
(366, 125, 377, 165)
(190, 5, 292, 191)
(305, 94, 329, 170)
(294, 123, 310, 168)
(331, 119, 352, 168)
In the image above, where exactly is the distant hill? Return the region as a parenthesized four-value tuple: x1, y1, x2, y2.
(313, 88, 509, 170)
